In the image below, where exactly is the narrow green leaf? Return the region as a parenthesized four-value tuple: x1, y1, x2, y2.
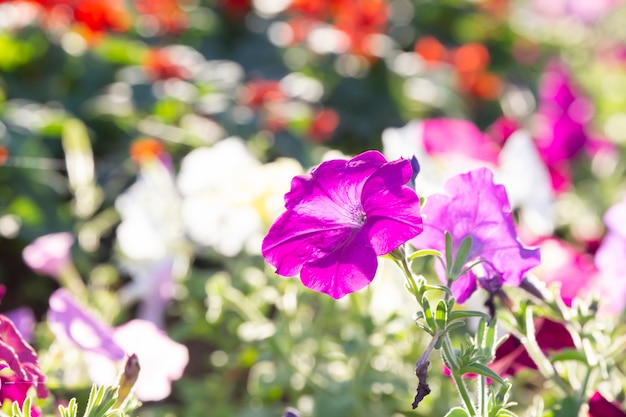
(23, 397, 31, 417)
(549, 348, 588, 364)
(408, 249, 443, 262)
(422, 284, 453, 295)
(445, 231, 453, 272)
(435, 300, 448, 330)
(59, 398, 78, 417)
(444, 321, 467, 333)
(486, 318, 497, 355)
(449, 310, 490, 321)
(451, 236, 473, 276)
(460, 363, 506, 386)
(422, 297, 436, 330)
(414, 319, 435, 336)
(476, 318, 486, 347)
(444, 407, 471, 417)
(496, 410, 519, 417)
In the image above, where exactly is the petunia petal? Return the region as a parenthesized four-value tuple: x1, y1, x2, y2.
(450, 274, 477, 304)
(262, 210, 358, 277)
(361, 158, 423, 254)
(422, 118, 500, 164)
(300, 230, 377, 299)
(284, 151, 387, 219)
(47, 289, 126, 361)
(411, 167, 540, 300)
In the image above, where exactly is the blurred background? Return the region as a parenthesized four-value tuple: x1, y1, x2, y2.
(2, 0, 626, 416)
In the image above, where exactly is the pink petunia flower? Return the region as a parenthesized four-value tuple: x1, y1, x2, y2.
(22, 232, 75, 277)
(0, 315, 48, 412)
(262, 150, 423, 299)
(382, 117, 556, 237)
(533, 60, 594, 193)
(47, 289, 188, 402)
(410, 168, 541, 302)
(593, 196, 626, 314)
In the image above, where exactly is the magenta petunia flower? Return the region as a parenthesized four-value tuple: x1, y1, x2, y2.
(262, 150, 423, 299)
(0, 314, 48, 411)
(410, 167, 540, 303)
(588, 391, 626, 417)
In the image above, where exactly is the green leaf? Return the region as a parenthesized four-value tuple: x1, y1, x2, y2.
(485, 318, 498, 357)
(58, 398, 78, 417)
(496, 410, 519, 417)
(451, 236, 473, 276)
(445, 231, 453, 272)
(435, 300, 448, 330)
(422, 297, 436, 330)
(408, 249, 443, 262)
(549, 348, 588, 364)
(444, 321, 467, 333)
(449, 310, 490, 321)
(460, 363, 506, 386)
(444, 407, 471, 417)
(476, 318, 486, 347)
(422, 284, 453, 295)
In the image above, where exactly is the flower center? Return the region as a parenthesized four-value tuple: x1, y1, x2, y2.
(347, 203, 366, 227)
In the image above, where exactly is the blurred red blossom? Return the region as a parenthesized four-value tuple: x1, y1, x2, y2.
(239, 79, 285, 108)
(285, 0, 388, 58)
(218, 0, 252, 21)
(8, 0, 132, 40)
(132, 0, 188, 33)
(142, 48, 192, 80)
(414, 37, 503, 100)
(308, 108, 339, 143)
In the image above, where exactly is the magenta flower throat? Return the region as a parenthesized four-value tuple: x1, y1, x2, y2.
(262, 151, 423, 299)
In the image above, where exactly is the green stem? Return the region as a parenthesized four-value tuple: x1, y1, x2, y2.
(396, 249, 421, 299)
(573, 366, 594, 416)
(442, 334, 477, 416)
(478, 375, 487, 417)
(58, 264, 88, 299)
(521, 308, 572, 396)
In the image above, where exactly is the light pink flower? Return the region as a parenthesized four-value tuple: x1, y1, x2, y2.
(22, 232, 74, 277)
(48, 290, 189, 401)
(111, 320, 189, 401)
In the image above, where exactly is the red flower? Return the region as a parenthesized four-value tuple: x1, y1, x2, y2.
(239, 79, 285, 108)
(285, 0, 388, 58)
(308, 108, 339, 143)
(133, 0, 188, 33)
(218, 0, 252, 21)
(142, 48, 192, 81)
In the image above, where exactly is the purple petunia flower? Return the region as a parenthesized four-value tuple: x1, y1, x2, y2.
(47, 289, 189, 402)
(262, 150, 423, 299)
(410, 168, 540, 303)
